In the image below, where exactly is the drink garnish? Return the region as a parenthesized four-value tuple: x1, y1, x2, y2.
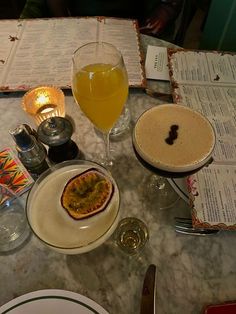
(165, 124, 179, 145)
(61, 168, 114, 220)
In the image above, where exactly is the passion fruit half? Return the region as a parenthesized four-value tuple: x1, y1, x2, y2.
(61, 168, 114, 220)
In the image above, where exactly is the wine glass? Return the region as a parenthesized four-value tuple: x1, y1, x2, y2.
(133, 104, 216, 209)
(110, 106, 131, 137)
(72, 42, 129, 167)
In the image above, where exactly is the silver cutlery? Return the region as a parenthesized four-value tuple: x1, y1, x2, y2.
(174, 217, 220, 236)
(140, 264, 156, 314)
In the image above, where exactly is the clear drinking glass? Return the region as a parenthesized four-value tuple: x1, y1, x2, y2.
(0, 184, 30, 252)
(72, 42, 129, 167)
(114, 217, 149, 256)
(110, 106, 131, 137)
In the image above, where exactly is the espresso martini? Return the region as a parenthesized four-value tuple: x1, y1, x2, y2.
(133, 104, 215, 175)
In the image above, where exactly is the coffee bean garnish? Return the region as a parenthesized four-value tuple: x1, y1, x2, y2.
(165, 138, 174, 145)
(171, 125, 179, 132)
(165, 124, 179, 145)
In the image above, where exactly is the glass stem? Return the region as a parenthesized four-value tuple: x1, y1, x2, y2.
(102, 131, 112, 167)
(149, 174, 166, 190)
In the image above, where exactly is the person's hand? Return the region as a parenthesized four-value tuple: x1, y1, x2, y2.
(140, 7, 170, 36)
(140, 19, 164, 37)
(140, 2, 181, 37)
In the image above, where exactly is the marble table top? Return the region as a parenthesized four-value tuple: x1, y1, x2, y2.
(0, 35, 236, 314)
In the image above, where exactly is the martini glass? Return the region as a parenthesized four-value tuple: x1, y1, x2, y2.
(72, 42, 129, 167)
(133, 104, 216, 209)
(26, 160, 120, 254)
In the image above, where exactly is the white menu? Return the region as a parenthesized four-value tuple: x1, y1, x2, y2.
(168, 49, 236, 230)
(0, 17, 146, 91)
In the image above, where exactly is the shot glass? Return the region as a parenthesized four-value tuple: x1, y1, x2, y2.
(0, 184, 30, 252)
(22, 86, 65, 125)
(114, 217, 149, 256)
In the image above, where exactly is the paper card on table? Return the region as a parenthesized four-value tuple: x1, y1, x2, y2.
(145, 45, 170, 81)
(187, 164, 236, 230)
(0, 148, 33, 204)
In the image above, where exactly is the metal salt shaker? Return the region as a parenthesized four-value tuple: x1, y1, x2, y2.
(9, 124, 49, 177)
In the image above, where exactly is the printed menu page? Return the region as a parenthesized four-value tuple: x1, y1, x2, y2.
(188, 165, 236, 230)
(168, 49, 236, 230)
(0, 17, 146, 91)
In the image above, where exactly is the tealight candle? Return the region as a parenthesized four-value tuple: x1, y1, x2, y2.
(22, 86, 65, 125)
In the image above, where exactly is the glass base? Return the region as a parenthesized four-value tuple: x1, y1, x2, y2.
(0, 213, 30, 252)
(145, 175, 179, 210)
(110, 107, 131, 137)
(98, 156, 114, 169)
(91, 149, 115, 170)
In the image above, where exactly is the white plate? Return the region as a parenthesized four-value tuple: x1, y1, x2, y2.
(0, 289, 109, 314)
(167, 178, 189, 203)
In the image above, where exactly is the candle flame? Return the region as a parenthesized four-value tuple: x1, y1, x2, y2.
(36, 92, 50, 106)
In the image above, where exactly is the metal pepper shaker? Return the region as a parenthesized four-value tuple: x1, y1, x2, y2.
(37, 117, 81, 164)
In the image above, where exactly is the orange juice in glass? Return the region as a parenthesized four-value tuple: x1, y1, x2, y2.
(72, 42, 128, 166)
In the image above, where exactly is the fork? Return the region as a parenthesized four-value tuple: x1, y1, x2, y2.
(174, 217, 220, 236)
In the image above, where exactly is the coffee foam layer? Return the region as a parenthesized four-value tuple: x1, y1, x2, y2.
(133, 104, 215, 172)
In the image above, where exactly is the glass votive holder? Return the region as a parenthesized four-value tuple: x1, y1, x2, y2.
(22, 86, 65, 125)
(114, 217, 149, 256)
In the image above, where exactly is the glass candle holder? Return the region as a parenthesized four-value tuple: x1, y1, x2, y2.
(22, 86, 65, 125)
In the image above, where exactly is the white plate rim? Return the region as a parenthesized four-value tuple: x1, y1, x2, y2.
(0, 289, 109, 314)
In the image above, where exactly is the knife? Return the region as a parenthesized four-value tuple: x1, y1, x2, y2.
(140, 264, 156, 314)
